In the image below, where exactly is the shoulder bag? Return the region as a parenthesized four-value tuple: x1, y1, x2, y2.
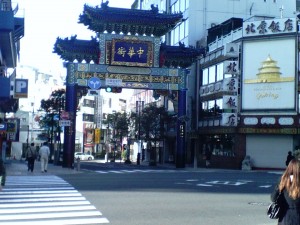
(267, 191, 284, 219)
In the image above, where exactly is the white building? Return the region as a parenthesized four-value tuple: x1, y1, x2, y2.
(137, 0, 300, 168)
(9, 65, 65, 159)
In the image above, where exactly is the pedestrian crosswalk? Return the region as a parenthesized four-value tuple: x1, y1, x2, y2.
(0, 175, 109, 224)
(93, 169, 186, 174)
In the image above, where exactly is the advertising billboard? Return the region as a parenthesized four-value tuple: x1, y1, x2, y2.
(242, 38, 295, 111)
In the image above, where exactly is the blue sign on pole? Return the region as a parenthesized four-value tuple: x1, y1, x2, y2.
(88, 77, 101, 90)
(0, 123, 6, 131)
(15, 79, 28, 98)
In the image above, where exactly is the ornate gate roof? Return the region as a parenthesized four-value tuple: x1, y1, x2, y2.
(79, 2, 183, 37)
(53, 36, 100, 64)
(53, 2, 204, 68)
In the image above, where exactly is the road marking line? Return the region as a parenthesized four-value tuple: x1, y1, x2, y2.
(0, 200, 91, 208)
(0, 196, 86, 203)
(0, 175, 110, 224)
(1, 217, 109, 224)
(0, 205, 97, 214)
(197, 184, 213, 187)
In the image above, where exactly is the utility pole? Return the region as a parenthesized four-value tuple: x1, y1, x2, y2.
(136, 100, 144, 165)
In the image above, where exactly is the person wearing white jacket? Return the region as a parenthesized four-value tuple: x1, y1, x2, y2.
(39, 142, 50, 173)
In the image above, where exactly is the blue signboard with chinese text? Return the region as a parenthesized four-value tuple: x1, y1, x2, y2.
(111, 39, 153, 67)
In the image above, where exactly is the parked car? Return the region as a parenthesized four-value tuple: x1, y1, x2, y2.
(74, 152, 94, 161)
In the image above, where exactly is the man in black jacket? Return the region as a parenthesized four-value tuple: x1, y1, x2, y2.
(286, 151, 295, 166)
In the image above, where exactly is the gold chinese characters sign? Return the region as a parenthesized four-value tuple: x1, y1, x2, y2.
(67, 63, 185, 91)
(75, 72, 182, 84)
(110, 39, 153, 67)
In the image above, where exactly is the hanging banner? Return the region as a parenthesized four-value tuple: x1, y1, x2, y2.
(94, 128, 101, 144)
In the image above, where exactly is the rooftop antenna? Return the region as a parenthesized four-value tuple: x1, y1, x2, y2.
(250, 3, 254, 16)
(279, 5, 284, 18)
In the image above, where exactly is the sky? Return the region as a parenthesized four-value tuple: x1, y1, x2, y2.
(16, 0, 135, 75)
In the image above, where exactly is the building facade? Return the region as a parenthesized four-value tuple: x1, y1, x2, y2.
(136, 0, 300, 168)
(198, 16, 300, 170)
(0, 0, 24, 159)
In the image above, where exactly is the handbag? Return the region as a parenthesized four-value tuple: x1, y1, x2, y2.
(267, 192, 284, 219)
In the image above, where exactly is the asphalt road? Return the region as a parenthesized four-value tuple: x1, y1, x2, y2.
(59, 162, 281, 225)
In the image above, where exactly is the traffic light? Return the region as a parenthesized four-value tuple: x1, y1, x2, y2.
(105, 87, 122, 93)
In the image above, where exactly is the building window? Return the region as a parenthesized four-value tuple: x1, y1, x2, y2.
(83, 99, 95, 108)
(160, 0, 166, 11)
(297, 0, 300, 11)
(209, 66, 216, 84)
(180, 0, 185, 12)
(201, 99, 223, 118)
(216, 63, 224, 81)
(184, 19, 189, 39)
(82, 114, 95, 122)
(186, 0, 189, 10)
(175, 0, 179, 12)
(174, 27, 179, 44)
(203, 68, 209, 85)
(202, 134, 235, 158)
(179, 23, 185, 40)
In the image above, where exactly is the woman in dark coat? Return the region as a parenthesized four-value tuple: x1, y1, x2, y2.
(271, 159, 300, 225)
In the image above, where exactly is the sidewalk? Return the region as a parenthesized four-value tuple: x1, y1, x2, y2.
(3, 158, 246, 177)
(4, 159, 82, 176)
(4, 158, 179, 177)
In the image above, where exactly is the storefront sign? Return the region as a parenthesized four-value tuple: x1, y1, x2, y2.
(243, 18, 296, 37)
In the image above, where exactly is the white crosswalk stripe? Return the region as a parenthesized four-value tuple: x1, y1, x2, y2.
(0, 175, 109, 224)
(94, 169, 184, 174)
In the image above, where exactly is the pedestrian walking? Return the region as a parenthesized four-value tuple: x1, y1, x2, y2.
(285, 151, 295, 166)
(26, 143, 37, 172)
(270, 159, 300, 225)
(0, 159, 6, 191)
(205, 146, 212, 167)
(39, 142, 50, 173)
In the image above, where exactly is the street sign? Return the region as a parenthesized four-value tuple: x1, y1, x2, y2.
(88, 77, 101, 90)
(88, 90, 99, 96)
(105, 78, 122, 86)
(0, 124, 6, 131)
(59, 120, 71, 126)
(61, 111, 69, 120)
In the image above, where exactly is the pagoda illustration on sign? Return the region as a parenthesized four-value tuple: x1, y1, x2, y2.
(244, 55, 294, 83)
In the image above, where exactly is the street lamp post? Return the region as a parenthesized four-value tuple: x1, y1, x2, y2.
(105, 125, 109, 162)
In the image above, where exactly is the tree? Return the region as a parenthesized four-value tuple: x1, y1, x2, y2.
(38, 89, 65, 163)
(103, 112, 130, 161)
(131, 103, 173, 165)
